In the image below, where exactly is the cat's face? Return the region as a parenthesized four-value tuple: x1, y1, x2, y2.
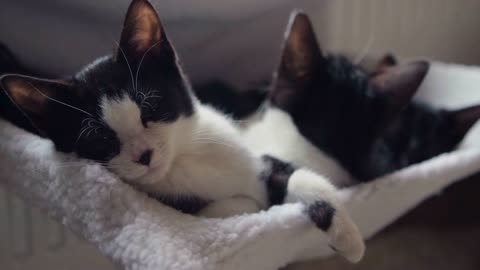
(384, 103, 480, 165)
(0, 0, 194, 184)
(269, 12, 429, 164)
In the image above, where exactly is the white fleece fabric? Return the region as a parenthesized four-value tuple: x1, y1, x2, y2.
(1, 62, 480, 270)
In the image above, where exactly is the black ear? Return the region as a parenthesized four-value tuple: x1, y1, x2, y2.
(271, 11, 325, 110)
(448, 104, 480, 139)
(372, 53, 398, 75)
(117, 0, 175, 68)
(1, 75, 86, 146)
(371, 61, 429, 117)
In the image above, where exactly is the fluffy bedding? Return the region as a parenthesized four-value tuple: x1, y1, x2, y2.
(0, 61, 479, 270)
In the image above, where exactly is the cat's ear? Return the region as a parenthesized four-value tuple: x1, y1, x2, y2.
(448, 104, 480, 139)
(271, 11, 325, 109)
(372, 53, 398, 75)
(371, 61, 429, 117)
(0, 74, 82, 136)
(1, 75, 73, 115)
(117, 0, 175, 67)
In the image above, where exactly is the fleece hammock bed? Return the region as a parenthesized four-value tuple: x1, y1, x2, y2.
(0, 61, 479, 270)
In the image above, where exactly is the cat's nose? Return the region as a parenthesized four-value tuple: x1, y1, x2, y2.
(136, 149, 153, 166)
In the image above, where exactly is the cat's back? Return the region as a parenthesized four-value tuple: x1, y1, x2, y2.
(242, 107, 354, 187)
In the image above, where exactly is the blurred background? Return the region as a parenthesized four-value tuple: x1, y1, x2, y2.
(0, 0, 479, 269)
(2, 0, 480, 85)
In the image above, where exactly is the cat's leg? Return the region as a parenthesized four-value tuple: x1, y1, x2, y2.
(262, 155, 364, 262)
(199, 196, 261, 218)
(284, 169, 365, 262)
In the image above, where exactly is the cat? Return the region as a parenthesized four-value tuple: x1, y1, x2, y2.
(0, 0, 364, 262)
(257, 12, 480, 182)
(198, 12, 480, 184)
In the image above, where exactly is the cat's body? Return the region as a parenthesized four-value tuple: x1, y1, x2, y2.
(0, 1, 266, 215)
(197, 21, 480, 184)
(0, 2, 364, 262)
(241, 53, 480, 183)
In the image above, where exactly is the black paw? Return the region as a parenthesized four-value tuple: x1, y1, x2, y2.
(306, 200, 335, 231)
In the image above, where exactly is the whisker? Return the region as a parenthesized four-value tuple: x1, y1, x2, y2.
(141, 101, 154, 110)
(86, 128, 95, 138)
(136, 91, 146, 103)
(144, 95, 162, 100)
(134, 41, 162, 93)
(115, 41, 136, 93)
(28, 83, 93, 117)
(74, 126, 92, 146)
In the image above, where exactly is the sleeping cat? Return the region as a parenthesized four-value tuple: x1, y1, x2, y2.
(0, 0, 364, 262)
(199, 12, 480, 184)
(257, 12, 480, 182)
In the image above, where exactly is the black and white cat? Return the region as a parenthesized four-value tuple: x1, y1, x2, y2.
(200, 12, 480, 185)
(0, 0, 364, 262)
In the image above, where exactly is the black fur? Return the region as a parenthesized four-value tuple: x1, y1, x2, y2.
(0, 0, 193, 163)
(273, 53, 480, 181)
(261, 155, 336, 231)
(194, 80, 268, 120)
(267, 13, 480, 181)
(365, 103, 479, 178)
(307, 201, 335, 231)
(261, 155, 297, 206)
(196, 14, 480, 182)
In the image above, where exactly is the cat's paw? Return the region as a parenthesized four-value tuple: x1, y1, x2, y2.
(306, 200, 364, 263)
(287, 169, 365, 263)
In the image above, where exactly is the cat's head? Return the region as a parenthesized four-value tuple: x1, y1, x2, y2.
(0, 0, 195, 184)
(269, 11, 429, 160)
(371, 55, 480, 171)
(390, 103, 480, 165)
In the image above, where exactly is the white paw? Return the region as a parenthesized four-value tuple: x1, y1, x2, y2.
(306, 201, 365, 263)
(287, 169, 365, 263)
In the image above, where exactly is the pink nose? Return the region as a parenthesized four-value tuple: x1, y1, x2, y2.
(136, 149, 153, 166)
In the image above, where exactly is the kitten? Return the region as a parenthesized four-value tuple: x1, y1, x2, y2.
(354, 55, 480, 179)
(200, 12, 480, 184)
(259, 12, 480, 182)
(0, 0, 364, 261)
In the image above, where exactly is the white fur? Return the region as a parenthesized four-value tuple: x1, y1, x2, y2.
(2, 118, 479, 269)
(285, 169, 364, 262)
(101, 95, 267, 211)
(242, 107, 355, 187)
(99, 94, 365, 260)
(2, 59, 480, 270)
(102, 96, 174, 182)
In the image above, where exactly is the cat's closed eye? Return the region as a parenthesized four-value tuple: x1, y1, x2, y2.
(76, 125, 120, 161)
(138, 94, 165, 126)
